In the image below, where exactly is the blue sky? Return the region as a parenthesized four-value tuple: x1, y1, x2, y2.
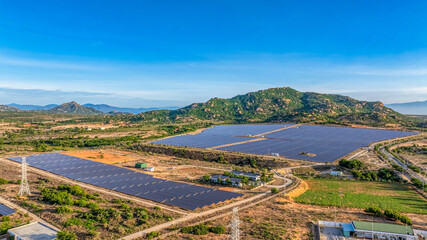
(0, 0, 426, 107)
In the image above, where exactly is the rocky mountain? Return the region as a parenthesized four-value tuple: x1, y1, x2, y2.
(47, 102, 103, 115)
(0, 105, 21, 112)
(133, 87, 418, 127)
(386, 101, 427, 115)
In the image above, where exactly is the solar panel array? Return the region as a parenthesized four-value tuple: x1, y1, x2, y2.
(0, 203, 16, 216)
(151, 124, 416, 163)
(8, 153, 242, 210)
(219, 125, 416, 162)
(151, 124, 294, 148)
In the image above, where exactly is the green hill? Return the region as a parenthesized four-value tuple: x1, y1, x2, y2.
(0, 105, 21, 112)
(134, 87, 419, 127)
(47, 101, 103, 115)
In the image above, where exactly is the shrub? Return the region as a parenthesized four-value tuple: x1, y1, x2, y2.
(57, 230, 77, 240)
(391, 164, 405, 172)
(120, 203, 130, 210)
(209, 226, 226, 234)
(153, 206, 161, 210)
(0, 178, 9, 185)
(339, 159, 363, 170)
(203, 175, 211, 182)
(411, 178, 425, 190)
(181, 224, 210, 235)
(56, 206, 73, 214)
(146, 231, 160, 239)
(87, 202, 99, 209)
(271, 188, 279, 194)
(58, 184, 87, 197)
(63, 218, 83, 227)
(408, 165, 421, 173)
(364, 206, 383, 217)
(40, 188, 74, 205)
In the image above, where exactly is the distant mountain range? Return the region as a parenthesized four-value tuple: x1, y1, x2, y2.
(386, 101, 427, 115)
(0, 88, 425, 128)
(6, 103, 179, 114)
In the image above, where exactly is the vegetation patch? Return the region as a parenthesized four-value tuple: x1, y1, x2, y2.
(294, 178, 427, 214)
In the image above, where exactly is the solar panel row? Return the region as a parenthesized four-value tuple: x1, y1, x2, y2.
(8, 153, 242, 210)
(150, 124, 293, 148)
(219, 125, 416, 162)
(0, 203, 16, 216)
(151, 124, 417, 163)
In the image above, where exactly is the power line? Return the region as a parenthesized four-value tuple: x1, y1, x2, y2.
(229, 207, 240, 240)
(18, 157, 31, 196)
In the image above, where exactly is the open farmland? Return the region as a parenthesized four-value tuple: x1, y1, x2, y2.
(294, 178, 427, 214)
(7, 153, 243, 210)
(151, 124, 416, 162)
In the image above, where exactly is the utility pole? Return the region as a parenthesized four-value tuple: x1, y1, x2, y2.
(229, 207, 240, 240)
(18, 157, 31, 196)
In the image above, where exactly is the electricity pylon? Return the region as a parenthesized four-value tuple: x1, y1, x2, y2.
(229, 207, 240, 240)
(18, 157, 30, 196)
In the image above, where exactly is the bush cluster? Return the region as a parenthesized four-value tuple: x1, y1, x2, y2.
(181, 224, 226, 235)
(365, 207, 412, 225)
(339, 159, 363, 170)
(351, 168, 400, 182)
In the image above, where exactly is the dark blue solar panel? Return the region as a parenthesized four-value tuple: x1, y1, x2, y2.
(219, 125, 416, 162)
(0, 204, 16, 216)
(150, 124, 294, 148)
(8, 153, 242, 210)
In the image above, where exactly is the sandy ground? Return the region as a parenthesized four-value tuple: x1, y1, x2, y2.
(63, 150, 137, 164)
(356, 150, 388, 170)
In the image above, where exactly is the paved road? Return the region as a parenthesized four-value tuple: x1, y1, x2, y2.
(381, 148, 427, 184)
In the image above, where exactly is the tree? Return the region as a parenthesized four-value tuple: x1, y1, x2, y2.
(203, 175, 211, 182)
(271, 188, 279, 194)
(217, 177, 223, 185)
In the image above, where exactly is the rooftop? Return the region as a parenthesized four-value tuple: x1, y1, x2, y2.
(8, 222, 58, 240)
(231, 170, 261, 177)
(352, 221, 414, 235)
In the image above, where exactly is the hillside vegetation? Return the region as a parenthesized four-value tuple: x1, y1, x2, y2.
(132, 87, 419, 127)
(47, 101, 104, 115)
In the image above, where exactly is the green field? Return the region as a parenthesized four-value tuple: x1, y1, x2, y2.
(294, 178, 427, 214)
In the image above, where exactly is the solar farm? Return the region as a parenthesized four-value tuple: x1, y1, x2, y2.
(151, 124, 417, 162)
(8, 153, 243, 210)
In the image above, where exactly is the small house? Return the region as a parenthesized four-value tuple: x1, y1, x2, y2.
(210, 175, 243, 187)
(231, 170, 261, 181)
(135, 163, 147, 169)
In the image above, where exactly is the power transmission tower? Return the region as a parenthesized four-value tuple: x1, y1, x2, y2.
(229, 207, 240, 240)
(18, 157, 31, 196)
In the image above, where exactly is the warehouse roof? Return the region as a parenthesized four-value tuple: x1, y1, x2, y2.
(8, 222, 58, 240)
(352, 221, 414, 235)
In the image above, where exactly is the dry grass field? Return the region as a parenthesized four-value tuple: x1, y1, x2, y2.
(63, 150, 137, 164)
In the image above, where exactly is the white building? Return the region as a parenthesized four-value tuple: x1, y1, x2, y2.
(8, 222, 58, 240)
